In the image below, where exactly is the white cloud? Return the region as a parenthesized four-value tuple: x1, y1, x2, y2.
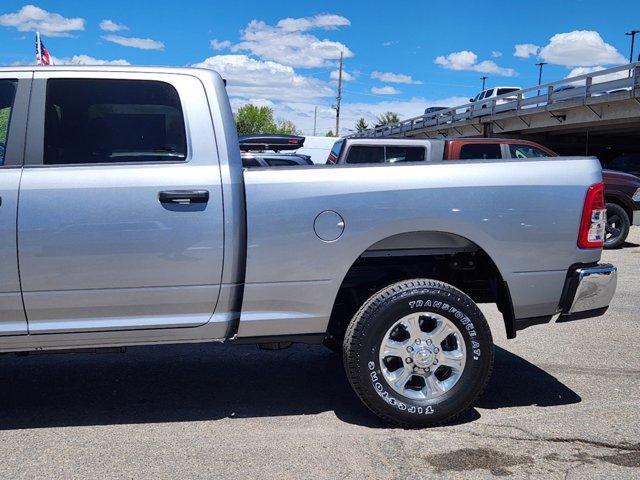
(330, 69, 354, 81)
(539, 31, 626, 67)
(565, 65, 628, 84)
(99, 19, 128, 32)
(371, 71, 422, 84)
(230, 17, 353, 68)
(0, 4, 84, 37)
(210, 39, 231, 50)
(491, 51, 503, 58)
(54, 54, 130, 65)
(513, 43, 540, 58)
(382, 41, 398, 47)
(192, 54, 333, 102)
(102, 34, 164, 50)
(371, 86, 400, 95)
(276, 14, 350, 32)
(434, 50, 516, 76)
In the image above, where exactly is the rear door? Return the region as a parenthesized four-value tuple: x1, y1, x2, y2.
(18, 71, 225, 334)
(0, 73, 30, 336)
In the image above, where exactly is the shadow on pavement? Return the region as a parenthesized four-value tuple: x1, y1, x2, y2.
(0, 343, 580, 430)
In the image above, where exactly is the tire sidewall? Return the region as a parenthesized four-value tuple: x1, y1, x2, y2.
(351, 284, 492, 425)
(605, 203, 630, 249)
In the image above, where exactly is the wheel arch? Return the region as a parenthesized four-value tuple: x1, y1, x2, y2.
(326, 230, 516, 347)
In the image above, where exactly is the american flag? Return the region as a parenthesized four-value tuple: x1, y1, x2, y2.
(35, 32, 53, 66)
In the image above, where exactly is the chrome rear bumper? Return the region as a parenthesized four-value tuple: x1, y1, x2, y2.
(559, 263, 617, 320)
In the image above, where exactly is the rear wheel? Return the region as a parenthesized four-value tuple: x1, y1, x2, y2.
(343, 279, 494, 427)
(604, 202, 630, 249)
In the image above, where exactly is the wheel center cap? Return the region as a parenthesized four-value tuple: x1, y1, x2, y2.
(413, 347, 434, 368)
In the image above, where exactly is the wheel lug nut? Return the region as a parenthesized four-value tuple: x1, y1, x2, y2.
(433, 359, 438, 365)
(407, 346, 413, 353)
(434, 347, 439, 353)
(405, 357, 412, 364)
(426, 339, 432, 345)
(415, 338, 421, 344)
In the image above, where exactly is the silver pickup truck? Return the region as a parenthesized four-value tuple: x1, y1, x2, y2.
(0, 66, 617, 427)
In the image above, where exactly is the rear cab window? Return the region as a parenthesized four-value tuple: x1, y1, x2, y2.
(385, 146, 425, 163)
(459, 143, 502, 160)
(44, 79, 187, 165)
(0, 79, 18, 165)
(345, 145, 385, 164)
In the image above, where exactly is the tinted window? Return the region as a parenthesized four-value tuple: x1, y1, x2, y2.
(265, 158, 298, 166)
(484, 89, 495, 98)
(497, 88, 519, 96)
(345, 145, 385, 164)
(386, 146, 425, 163)
(509, 144, 548, 158)
(242, 157, 261, 167)
(327, 139, 343, 163)
(459, 143, 502, 160)
(0, 79, 17, 165)
(44, 79, 186, 165)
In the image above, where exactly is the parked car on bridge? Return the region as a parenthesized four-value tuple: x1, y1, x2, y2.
(331, 137, 639, 248)
(469, 86, 522, 107)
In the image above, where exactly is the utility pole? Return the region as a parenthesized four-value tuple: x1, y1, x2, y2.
(535, 62, 547, 96)
(313, 106, 318, 136)
(480, 76, 488, 90)
(626, 30, 639, 78)
(334, 51, 344, 136)
(626, 30, 639, 63)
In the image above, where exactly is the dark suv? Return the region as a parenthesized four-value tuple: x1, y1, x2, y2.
(239, 134, 314, 168)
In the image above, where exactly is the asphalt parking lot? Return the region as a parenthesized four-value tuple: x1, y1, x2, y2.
(1, 229, 638, 479)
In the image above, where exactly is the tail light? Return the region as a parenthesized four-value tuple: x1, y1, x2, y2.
(578, 182, 606, 248)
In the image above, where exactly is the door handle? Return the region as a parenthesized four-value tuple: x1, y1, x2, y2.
(159, 190, 209, 205)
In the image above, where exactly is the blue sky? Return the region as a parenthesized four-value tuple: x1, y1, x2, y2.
(0, 1, 635, 134)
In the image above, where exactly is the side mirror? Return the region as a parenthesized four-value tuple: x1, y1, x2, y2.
(469, 98, 474, 102)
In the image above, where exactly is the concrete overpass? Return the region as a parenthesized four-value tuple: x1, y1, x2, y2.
(353, 63, 640, 162)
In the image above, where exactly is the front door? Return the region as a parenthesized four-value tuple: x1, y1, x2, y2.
(0, 74, 30, 336)
(18, 72, 225, 334)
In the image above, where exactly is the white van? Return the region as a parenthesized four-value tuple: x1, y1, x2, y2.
(294, 136, 338, 164)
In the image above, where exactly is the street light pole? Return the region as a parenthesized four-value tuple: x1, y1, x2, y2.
(480, 76, 488, 90)
(626, 30, 639, 64)
(535, 62, 547, 96)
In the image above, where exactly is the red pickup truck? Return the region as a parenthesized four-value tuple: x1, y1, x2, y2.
(329, 137, 640, 248)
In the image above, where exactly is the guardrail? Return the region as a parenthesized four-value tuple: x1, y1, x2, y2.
(352, 62, 640, 138)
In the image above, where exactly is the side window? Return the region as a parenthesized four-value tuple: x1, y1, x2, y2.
(509, 144, 548, 158)
(327, 139, 343, 163)
(44, 79, 187, 165)
(265, 158, 297, 166)
(497, 88, 518, 96)
(459, 143, 502, 160)
(345, 145, 385, 164)
(386, 146, 425, 163)
(0, 79, 18, 166)
(242, 157, 261, 167)
(484, 88, 494, 98)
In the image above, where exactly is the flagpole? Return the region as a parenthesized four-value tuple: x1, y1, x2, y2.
(36, 31, 42, 65)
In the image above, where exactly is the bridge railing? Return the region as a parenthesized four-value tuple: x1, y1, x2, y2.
(352, 62, 640, 138)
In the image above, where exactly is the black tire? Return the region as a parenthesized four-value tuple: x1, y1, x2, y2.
(343, 279, 494, 428)
(604, 202, 630, 249)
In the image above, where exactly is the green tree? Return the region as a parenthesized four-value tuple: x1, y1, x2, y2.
(235, 104, 300, 135)
(275, 119, 300, 135)
(355, 117, 369, 132)
(0, 108, 9, 144)
(375, 111, 400, 126)
(325, 130, 335, 137)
